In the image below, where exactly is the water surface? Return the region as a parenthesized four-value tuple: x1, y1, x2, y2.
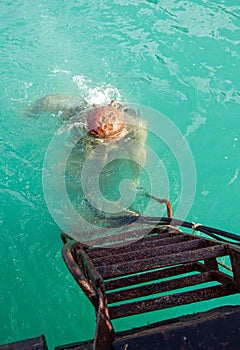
(1, 0, 240, 348)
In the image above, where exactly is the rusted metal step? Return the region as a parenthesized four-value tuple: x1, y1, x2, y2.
(61, 223, 240, 349)
(87, 229, 180, 259)
(97, 244, 228, 279)
(92, 236, 202, 266)
(107, 270, 220, 304)
(109, 282, 237, 319)
(104, 263, 199, 290)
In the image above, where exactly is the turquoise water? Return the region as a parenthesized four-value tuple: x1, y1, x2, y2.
(1, 0, 240, 348)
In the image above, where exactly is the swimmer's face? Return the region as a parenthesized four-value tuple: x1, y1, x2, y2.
(86, 102, 124, 139)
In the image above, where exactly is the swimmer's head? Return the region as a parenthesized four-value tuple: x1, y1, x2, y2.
(86, 100, 125, 139)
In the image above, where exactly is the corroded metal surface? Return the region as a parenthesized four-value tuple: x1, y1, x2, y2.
(112, 305, 240, 350)
(55, 306, 240, 350)
(109, 283, 237, 319)
(107, 270, 217, 304)
(0, 335, 48, 350)
(97, 244, 227, 278)
(61, 223, 240, 349)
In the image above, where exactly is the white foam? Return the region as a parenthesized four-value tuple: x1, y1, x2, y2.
(72, 75, 122, 105)
(227, 168, 239, 186)
(185, 111, 207, 138)
(51, 67, 71, 74)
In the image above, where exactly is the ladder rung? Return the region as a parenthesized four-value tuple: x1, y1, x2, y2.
(98, 245, 227, 279)
(109, 283, 237, 319)
(107, 271, 215, 304)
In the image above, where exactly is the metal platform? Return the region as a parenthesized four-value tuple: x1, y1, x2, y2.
(0, 335, 48, 350)
(61, 221, 240, 349)
(2, 307, 240, 350)
(55, 306, 240, 350)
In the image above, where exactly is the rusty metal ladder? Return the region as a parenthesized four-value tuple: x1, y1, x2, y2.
(61, 223, 240, 350)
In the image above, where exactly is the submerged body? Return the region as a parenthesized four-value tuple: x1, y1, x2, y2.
(30, 94, 148, 227)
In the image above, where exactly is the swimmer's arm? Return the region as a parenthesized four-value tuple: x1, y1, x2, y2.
(125, 119, 148, 181)
(27, 93, 88, 120)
